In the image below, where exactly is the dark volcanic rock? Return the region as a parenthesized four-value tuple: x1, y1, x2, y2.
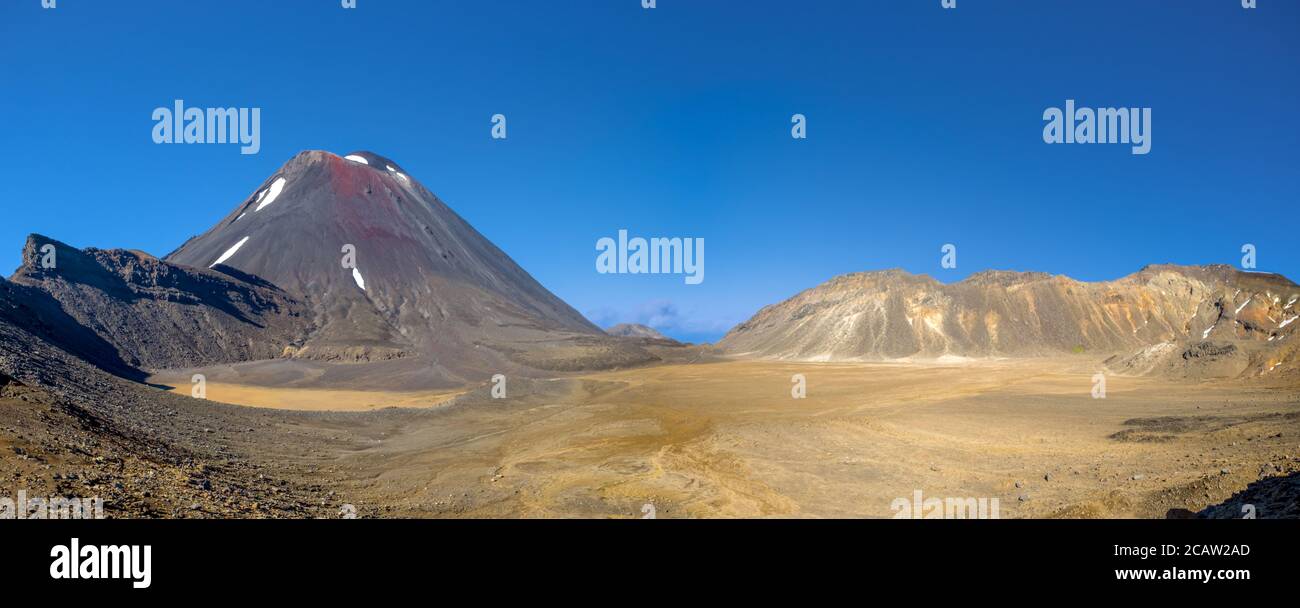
(0, 297, 336, 519)
(1, 274, 146, 381)
(1182, 341, 1237, 360)
(9, 235, 310, 371)
(1198, 471, 1300, 519)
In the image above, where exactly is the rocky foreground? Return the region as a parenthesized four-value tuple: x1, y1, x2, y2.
(0, 299, 343, 518)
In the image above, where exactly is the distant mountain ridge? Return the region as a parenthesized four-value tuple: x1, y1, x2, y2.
(718, 265, 1299, 379)
(606, 323, 678, 342)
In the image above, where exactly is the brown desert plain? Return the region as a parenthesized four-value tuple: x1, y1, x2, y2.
(143, 356, 1300, 519)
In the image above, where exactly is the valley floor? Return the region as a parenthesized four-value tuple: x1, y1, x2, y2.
(151, 379, 463, 412)
(7, 358, 1298, 518)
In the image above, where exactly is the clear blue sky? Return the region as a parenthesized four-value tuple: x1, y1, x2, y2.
(2, 1, 1297, 343)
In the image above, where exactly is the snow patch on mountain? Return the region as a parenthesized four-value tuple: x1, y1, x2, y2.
(210, 236, 250, 268)
(386, 165, 409, 182)
(255, 178, 287, 212)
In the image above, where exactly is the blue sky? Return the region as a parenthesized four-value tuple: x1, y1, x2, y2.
(2, 1, 1297, 343)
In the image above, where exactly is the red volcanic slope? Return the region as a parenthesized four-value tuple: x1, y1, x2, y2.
(165, 150, 603, 381)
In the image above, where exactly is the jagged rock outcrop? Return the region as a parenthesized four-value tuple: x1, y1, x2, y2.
(8, 235, 310, 372)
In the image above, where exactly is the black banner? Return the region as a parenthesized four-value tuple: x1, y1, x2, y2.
(0, 519, 1289, 598)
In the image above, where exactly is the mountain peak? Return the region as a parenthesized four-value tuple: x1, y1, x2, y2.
(337, 150, 409, 174)
(162, 150, 602, 381)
